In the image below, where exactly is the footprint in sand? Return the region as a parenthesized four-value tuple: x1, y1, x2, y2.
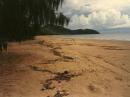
(87, 84, 103, 94)
(115, 76, 123, 81)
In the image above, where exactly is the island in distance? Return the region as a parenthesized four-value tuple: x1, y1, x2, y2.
(39, 25, 100, 35)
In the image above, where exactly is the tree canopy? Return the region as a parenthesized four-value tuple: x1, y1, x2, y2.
(0, 0, 69, 41)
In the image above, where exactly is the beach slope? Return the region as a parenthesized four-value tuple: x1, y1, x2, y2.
(0, 36, 130, 97)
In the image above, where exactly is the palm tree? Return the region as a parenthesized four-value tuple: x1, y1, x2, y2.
(0, 0, 69, 51)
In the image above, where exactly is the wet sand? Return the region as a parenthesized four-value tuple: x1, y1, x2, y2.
(0, 36, 130, 97)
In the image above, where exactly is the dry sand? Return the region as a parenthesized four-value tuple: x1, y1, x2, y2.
(0, 36, 130, 97)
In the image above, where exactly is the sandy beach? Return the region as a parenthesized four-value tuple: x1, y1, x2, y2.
(0, 36, 130, 97)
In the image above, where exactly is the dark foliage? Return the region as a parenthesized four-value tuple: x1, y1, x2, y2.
(0, 0, 69, 41)
(40, 25, 100, 35)
(0, 0, 69, 51)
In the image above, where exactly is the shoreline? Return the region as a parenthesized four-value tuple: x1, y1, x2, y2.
(48, 34, 130, 42)
(38, 35, 130, 45)
(0, 36, 130, 97)
(54, 36, 130, 42)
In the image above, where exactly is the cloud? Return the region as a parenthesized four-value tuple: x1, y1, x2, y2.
(61, 0, 130, 30)
(69, 9, 130, 29)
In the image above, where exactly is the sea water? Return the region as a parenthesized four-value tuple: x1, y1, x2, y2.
(55, 32, 130, 41)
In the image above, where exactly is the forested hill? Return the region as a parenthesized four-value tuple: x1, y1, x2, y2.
(39, 25, 100, 35)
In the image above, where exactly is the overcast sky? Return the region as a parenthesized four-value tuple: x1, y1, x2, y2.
(61, 0, 130, 32)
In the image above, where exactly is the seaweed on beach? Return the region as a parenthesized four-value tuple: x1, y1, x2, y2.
(44, 70, 82, 83)
(53, 90, 69, 97)
(52, 71, 81, 82)
(42, 80, 55, 91)
(30, 65, 82, 95)
(30, 66, 82, 82)
(46, 90, 69, 97)
(30, 65, 55, 74)
(41, 70, 82, 91)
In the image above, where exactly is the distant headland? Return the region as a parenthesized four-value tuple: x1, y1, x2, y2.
(38, 25, 100, 35)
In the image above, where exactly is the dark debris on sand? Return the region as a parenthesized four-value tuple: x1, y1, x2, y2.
(53, 71, 81, 82)
(53, 90, 69, 97)
(41, 70, 82, 91)
(30, 65, 82, 97)
(42, 80, 55, 91)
